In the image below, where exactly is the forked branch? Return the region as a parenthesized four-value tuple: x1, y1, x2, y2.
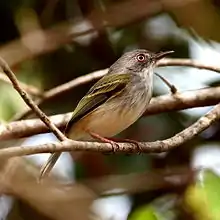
(0, 86, 220, 141)
(0, 100, 219, 158)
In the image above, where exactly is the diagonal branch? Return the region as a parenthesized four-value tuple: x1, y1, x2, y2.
(0, 57, 70, 179)
(1, 86, 220, 141)
(12, 58, 220, 121)
(0, 73, 43, 97)
(0, 101, 220, 158)
(155, 72, 177, 93)
(0, 57, 67, 141)
(12, 68, 108, 120)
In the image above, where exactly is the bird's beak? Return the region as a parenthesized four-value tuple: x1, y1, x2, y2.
(153, 50, 174, 61)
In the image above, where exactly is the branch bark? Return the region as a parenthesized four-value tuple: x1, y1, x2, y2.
(0, 101, 219, 158)
(0, 57, 66, 141)
(1, 86, 220, 140)
(0, 57, 69, 179)
(0, 157, 95, 220)
(0, 73, 42, 97)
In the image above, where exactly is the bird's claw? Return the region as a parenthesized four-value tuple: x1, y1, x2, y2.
(88, 131, 120, 154)
(110, 142, 120, 153)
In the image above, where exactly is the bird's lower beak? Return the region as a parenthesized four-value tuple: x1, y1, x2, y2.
(154, 50, 174, 60)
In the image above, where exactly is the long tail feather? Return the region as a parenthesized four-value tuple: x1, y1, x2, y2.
(39, 152, 61, 181)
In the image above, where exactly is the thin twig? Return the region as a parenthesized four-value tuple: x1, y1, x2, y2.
(0, 101, 220, 157)
(0, 73, 43, 97)
(0, 58, 66, 140)
(12, 59, 220, 121)
(12, 68, 108, 120)
(2, 86, 220, 141)
(159, 58, 220, 72)
(0, 58, 68, 179)
(155, 72, 177, 93)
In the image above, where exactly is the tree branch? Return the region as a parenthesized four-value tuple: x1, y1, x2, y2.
(159, 58, 220, 72)
(155, 72, 177, 93)
(3, 54, 220, 177)
(12, 58, 220, 121)
(1, 86, 220, 141)
(0, 57, 70, 179)
(144, 86, 220, 115)
(86, 167, 193, 196)
(0, 101, 219, 158)
(0, 73, 43, 97)
(12, 68, 108, 120)
(0, 57, 67, 143)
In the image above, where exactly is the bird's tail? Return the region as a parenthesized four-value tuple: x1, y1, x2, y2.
(39, 118, 71, 180)
(39, 152, 61, 181)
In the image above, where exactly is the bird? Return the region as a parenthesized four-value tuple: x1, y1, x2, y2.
(39, 49, 174, 179)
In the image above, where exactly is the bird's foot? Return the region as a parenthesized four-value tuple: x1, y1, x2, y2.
(88, 131, 120, 153)
(107, 137, 141, 154)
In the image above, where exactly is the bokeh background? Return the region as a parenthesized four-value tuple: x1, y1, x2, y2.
(1, 0, 220, 220)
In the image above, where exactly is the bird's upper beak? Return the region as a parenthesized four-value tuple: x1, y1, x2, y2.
(153, 50, 174, 61)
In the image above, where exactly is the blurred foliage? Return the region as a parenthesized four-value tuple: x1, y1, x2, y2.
(130, 170, 220, 220)
(1, 0, 220, 219)
(185, 170, 220, 220)
(130, 206, 159, 220)
(0, 84, 24, 120)
(129, 195, 178, 220)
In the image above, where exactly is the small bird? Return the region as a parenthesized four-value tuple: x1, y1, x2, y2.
(40, 49, 173, 179)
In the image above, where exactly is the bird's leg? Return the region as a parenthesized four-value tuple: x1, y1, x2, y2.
(106, 137, 141, 154)
(88, 131, 120, 153)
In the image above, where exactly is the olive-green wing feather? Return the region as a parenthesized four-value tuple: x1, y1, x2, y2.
(65, 73, 130, 134)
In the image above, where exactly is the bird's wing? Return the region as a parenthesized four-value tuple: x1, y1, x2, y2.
(65, 73, 130, 134)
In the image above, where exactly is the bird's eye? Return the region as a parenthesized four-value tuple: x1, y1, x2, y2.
(136, 54, 146, 62)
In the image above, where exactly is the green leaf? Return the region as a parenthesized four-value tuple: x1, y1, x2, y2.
(185, 169, 220, 220)
(129, 205, 159, 220)
(129, 195, 178, 220)
(0, 84, 24, 120)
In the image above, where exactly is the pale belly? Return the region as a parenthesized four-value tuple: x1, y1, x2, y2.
(68, 70, 154, 141)
(68, 93, 151, 141)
